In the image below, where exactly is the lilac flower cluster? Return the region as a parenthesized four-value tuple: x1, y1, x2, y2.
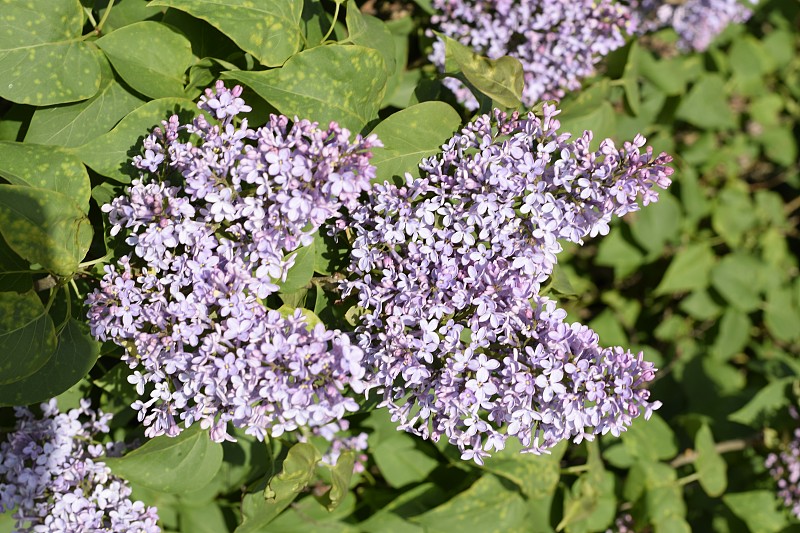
(632, 0, 755, 52)
(0, 400, 159, 533)
(342, 105, 672, 463)
(766, 424, 800, 519)
(86, 82, 379, 442)
(428, 0, 632, 108)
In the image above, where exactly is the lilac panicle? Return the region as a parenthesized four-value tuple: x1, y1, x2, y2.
(0, 400, 160, 533)
(342, 105, 672, 463)
(428, 0, 632, 108)
(766, 413, 800, 519)
(632, 0, 755, 52)
(86, 82, 380, 443)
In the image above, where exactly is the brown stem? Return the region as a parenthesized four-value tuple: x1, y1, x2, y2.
(669, 433, 762, 468)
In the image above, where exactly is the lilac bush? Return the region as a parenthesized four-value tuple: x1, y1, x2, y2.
(0, 400, 159, 533)
(342, 105, 673, 463)
(86, 82, 380, 442)
(428, 0, 633, 108)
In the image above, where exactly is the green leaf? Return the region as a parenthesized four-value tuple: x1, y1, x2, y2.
(723, 491, 788, 533)
(546, 263, 578, 298)
(621, 413, 678, 461)
(588, 309, 628, 347)
(765, 288, 800, 342)
(679, 290, 722, 321)
(313, 230, 348, 276)
(104, 424, 224, 493)
(266, 494, 358, 532)
(0, 142, 91, 211)
(362, 512, 425, 533)
(279, 241, 316, 294)
(369, 102, 461, 182)
(372, 432, 438, 488)
(595, 229, 645, 278)
(629, 191, 682, 257)
(729, 36, 772, 96)
(149, 0, 304, 67)
(710, 253, 763, 312)
(710, 308, 751, 361)
(0, 0, 102, 105)
(622, 43, 641, 116)
(224, 44, 387, 134)
(237, 442, 321, 533)
(75, 97, 198, 182)
(711, 187, 757, 248)
(0, 185, 92, 276)
(25, 55, 144, 148)
(655, 243, 716, 295)
(345, 6, 396, 78)
(558, 102, 616, 147)
(647, 483, 687, 523)
(558, 80, 616, 144)
(439, 34, 523, 108)
(96, 0, 162, 33)
(759, 126, 798, 167)
(694, 424, 727, 497)
(411, 474, 528, 533)
(603, 443, 635, 469)
(96, 21, 193, 99)
(0, 318, 99, 406)
(653, 516, 692, 533)
(0, 291, 57, 385)
(558, 471, 616, 533)
(0, 235, 33, 293)
(321, 451, 355, 511)
(728, 377, 792, 426)
(481, 441, 566, 500)
(675, 75, 736, 130)
(638, 51, 686, 96)
(178, 502, 229, 533)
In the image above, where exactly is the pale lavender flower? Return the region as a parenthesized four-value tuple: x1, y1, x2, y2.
(428, 0, 633, 108)
(0, 400, 160, 533)
(632, 0, 755, 52)
(87, 83, 381, 443)
(342, 105, 672, 462)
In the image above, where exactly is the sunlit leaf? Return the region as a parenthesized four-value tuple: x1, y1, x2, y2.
(0, 0, 102, 105)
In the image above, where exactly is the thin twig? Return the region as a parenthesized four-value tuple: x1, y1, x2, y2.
(669, 433, 762, 468)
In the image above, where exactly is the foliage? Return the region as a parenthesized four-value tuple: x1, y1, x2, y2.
(0, 0, 799, 532)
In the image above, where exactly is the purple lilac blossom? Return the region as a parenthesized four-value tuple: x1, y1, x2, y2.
(766, 415, 800, 519)
(342, 105, 672, 464)
(428, 0, 632, 109)
(632, 0, 755, 52)
(86, 82, 380, 443)
(0, 399, 160, 533)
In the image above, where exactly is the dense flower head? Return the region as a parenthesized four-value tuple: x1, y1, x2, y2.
(428, 0, 632, 108)
(86, 82, 380, 442)
(632, 0, 755, 52)
(0, 399, 160, 533)
(766, 418, 800, 519)
(342, 105, 672, 463)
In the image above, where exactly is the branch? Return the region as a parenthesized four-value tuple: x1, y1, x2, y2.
(669, 433, 762, 468)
